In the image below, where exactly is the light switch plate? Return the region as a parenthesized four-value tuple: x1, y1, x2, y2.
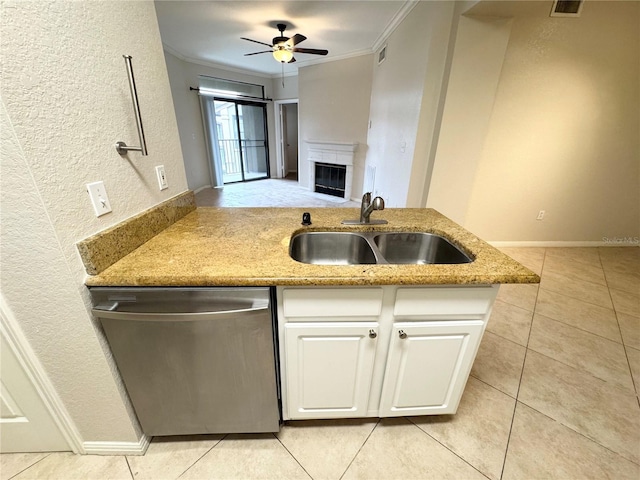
(86, 181, 112, 217)
(155, 165, 168, 190)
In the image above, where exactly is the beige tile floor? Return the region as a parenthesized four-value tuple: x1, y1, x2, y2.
(3, 198, 639, 480)
(194, 177, 360, 208)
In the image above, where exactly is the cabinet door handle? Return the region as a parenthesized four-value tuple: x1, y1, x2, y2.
(369, 329, 377, 339)
(398, 330, 407, 339)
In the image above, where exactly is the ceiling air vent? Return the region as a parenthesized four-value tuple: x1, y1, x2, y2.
(550, 0, 584, 17)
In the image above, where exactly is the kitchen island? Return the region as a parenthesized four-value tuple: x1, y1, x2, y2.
(80, 201, 539, 421)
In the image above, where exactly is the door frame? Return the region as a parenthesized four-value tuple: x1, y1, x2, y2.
(274, 99, 299, 180)
(0, 297, 83, 453)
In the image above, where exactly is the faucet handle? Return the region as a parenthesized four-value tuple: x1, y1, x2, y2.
(372, 196, 384, 211)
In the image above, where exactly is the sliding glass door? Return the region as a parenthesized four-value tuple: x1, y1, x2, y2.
(213, 99, 269, 184)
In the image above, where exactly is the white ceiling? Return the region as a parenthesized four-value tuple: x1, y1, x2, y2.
(154, 1, 415, 77)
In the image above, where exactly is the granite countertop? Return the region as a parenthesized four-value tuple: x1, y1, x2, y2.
(84, 207, 540, 287)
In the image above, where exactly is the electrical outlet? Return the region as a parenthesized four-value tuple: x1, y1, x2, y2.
(86, 181, 112, 217)
(537, 210, 545, 221)
(155, 165, 168, 190)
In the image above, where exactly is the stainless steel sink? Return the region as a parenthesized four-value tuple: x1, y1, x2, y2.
(373, 232, 473, 265)
(289, 232, 377, 265)
(289, 231, 473, 265)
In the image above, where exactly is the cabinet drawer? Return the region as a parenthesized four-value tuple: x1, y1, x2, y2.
(282, 288, 383, 318)
(394, 287, 495, 318)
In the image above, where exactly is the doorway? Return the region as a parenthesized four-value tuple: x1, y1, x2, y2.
(275, 100, 299, 181)
(213, 99, 269, 184)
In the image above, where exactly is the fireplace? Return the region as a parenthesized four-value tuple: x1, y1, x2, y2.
(306, 140, 358, 200)
(315, 162, 346, 198)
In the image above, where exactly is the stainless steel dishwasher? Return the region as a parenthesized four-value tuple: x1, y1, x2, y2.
(90, 287, 280, 436)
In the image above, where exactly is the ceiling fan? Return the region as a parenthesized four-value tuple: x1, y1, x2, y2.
(241, 23, 329, 64)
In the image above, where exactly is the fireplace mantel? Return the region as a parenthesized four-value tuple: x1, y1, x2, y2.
(306, 140, 358, 200)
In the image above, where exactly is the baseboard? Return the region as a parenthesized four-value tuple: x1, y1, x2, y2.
(83, 435, 150, 456)
(193, 185, 212, 194)
(489, 241, 639, 248)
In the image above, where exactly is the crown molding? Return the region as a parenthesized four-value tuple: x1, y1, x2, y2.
(284, 49, 373, 74)
(163, 43, 280, 79)
(372, 0, 420, 52)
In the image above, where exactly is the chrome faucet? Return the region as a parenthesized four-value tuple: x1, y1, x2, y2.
(342, 192, 388, 225)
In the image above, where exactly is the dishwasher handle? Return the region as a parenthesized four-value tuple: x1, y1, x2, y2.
(92, 304, 269, 322)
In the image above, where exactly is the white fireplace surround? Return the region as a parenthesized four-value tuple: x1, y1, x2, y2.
(306, 140, 358, 200)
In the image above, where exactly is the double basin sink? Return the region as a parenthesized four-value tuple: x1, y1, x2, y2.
(290, 231, 473, 266)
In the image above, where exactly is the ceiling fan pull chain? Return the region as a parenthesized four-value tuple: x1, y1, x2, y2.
(281, 62, 285, 88)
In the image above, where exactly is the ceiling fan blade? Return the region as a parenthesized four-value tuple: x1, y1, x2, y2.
(288, 57, 297, 63)
(244, 51, 272, 56)
(285, 34, 307, 48)
(293, 47, 328, 56)
(241, 37, 273, 48)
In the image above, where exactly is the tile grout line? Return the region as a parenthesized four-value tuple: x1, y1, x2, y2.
(338, 419, 380, 480)
(529, 302, 624, 346)
(537, 282, 614, 311)
(406, 417, 492, 480)
(541, 262, 611, 290)
(515, 396, 640, 468)
(498, 248, 547, 480)
(481, 328, 529, 350)
(537, 251, 636, 316)
(176, 434, 227, 479)
(272, 431, 314, 479)
(513, 248, 639, 468)
(468, 374, 518, 401)
(534, 259, 626, 344)
(523, 344, 637, 395)
(124, 455, 134, 480)
(598, 248, 640, 408)
(5, 453, 52, 480)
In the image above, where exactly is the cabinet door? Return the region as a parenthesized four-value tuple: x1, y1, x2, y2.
(285, 322, 379, 419)
(379, 321, 483, 417)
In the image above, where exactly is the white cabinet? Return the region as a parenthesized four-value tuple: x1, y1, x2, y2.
(284, 322, 378, 419)
(277, 285, 497, 420)
(378, 321, 483, 416)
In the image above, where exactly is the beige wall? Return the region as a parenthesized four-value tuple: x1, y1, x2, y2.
(298, 55, 374, 199)
(1, 1, 188, 444)
(163, 51, 288, 190)
(464, 1, 640, 242)
(426, 15, 513, 223)
(407, 1, 465, 208)
(366, 1, 455, 207)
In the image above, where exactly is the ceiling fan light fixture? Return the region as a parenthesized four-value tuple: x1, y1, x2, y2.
(272, 45, 293, 63)
(242, 23, 326, 66)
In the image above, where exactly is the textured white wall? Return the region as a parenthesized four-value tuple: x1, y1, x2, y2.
(464, 1, 640, 242)
(298, 54, 374, 199)
(365, 1, 455, 208)
(1, 1, 188, 442)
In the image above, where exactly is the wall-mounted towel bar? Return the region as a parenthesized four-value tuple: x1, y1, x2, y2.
(116, 55, 148, 156)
